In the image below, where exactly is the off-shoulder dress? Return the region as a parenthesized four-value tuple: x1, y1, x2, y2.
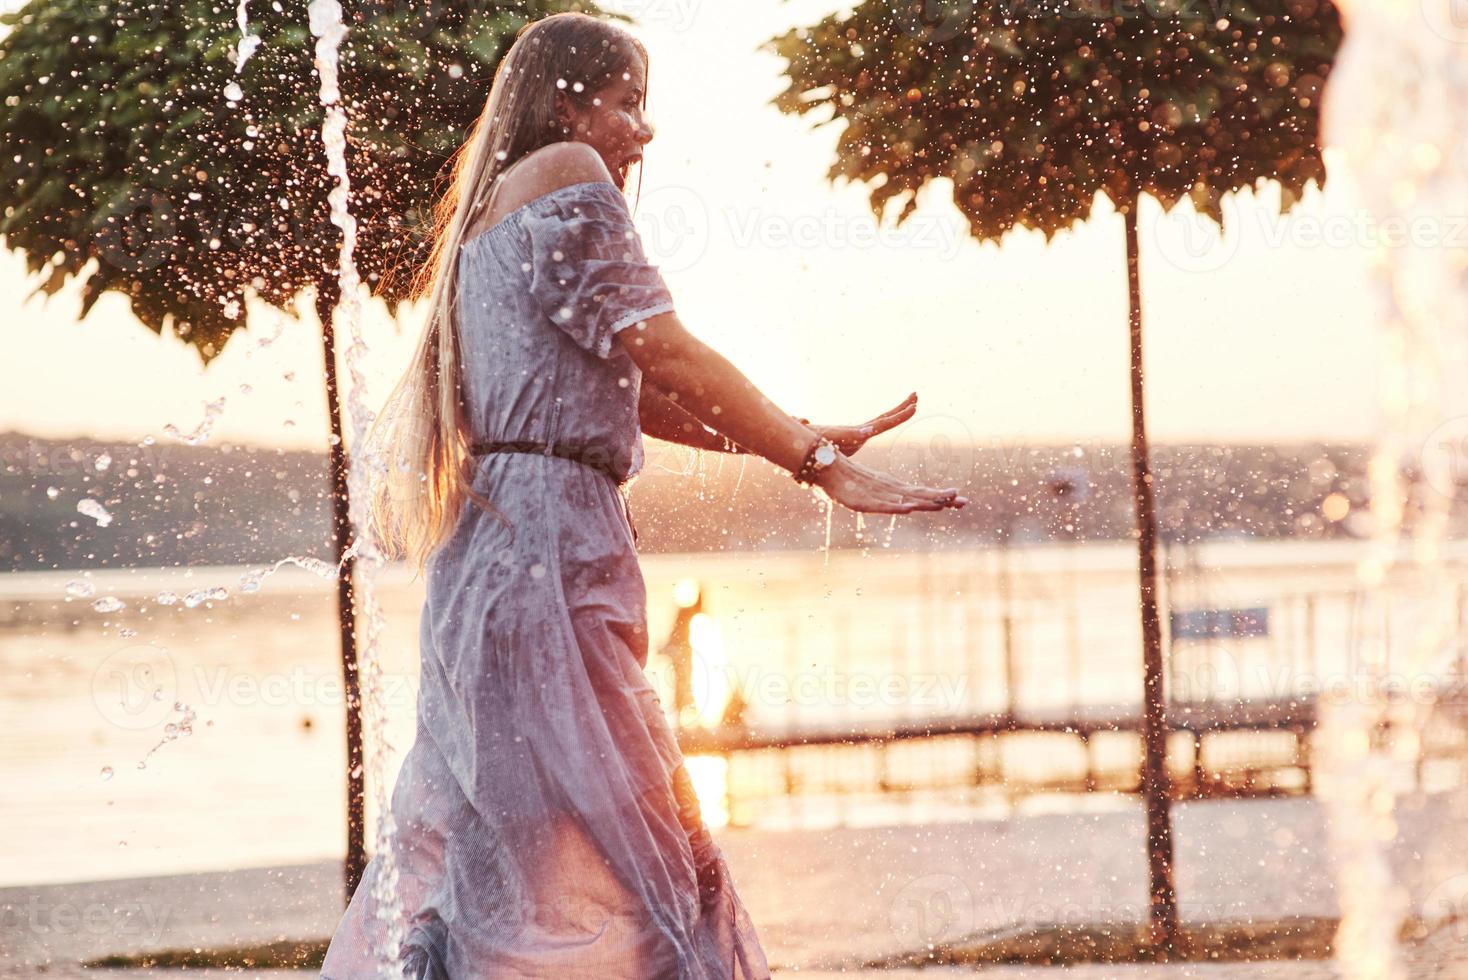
(319, 179, 771, 980)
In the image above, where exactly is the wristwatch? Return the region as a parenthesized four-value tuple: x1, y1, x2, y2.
(794, 435, 839, 485)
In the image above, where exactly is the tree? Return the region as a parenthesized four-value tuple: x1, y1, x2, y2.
(766, 0, 1341, 953)
(0, 0, 594, 899)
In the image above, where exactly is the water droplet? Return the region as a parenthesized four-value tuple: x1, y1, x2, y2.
(45, 486, 59, 500)
(530, 563, 547, 579)
(92, 596, 125, 613)
(224, 81, 244, 102)
(183, 587, 229, 608)
(77, 498, 113, 527)
(65, 579, 96, 599)
(94, 453, 112, 472)
(100, 766, 114, 781)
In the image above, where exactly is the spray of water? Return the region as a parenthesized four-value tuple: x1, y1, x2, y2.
(163, 396, 226, 445)
(233, 0, 261, 73)
(1318, 0, 1468, 974)
(306, 2, 405, 975)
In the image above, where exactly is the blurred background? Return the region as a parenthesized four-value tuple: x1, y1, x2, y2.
(2, 0, 1468, 974)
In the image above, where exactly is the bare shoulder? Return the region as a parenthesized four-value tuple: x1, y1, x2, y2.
(493, 142, 615, 215)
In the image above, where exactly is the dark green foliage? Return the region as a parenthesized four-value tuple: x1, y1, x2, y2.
(765, 0, 1342, 238)
(0, 0, 594, 362)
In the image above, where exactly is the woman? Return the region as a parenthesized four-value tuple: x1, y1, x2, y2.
(321, 12, 967, 980)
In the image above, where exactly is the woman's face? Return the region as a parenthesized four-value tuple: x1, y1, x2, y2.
(556, 51, 653, 189)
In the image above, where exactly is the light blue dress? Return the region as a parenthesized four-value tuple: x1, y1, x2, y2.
(320, 180, 770, 980)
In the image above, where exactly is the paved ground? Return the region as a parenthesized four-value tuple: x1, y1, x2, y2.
(4, 794, 1467, 977)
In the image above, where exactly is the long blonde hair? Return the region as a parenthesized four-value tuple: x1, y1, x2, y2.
(365, 12, 649, 573)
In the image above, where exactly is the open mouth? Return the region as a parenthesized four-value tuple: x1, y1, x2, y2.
(615, 154, 641, 181)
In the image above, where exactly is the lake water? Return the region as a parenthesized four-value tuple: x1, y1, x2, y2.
(2, 537, 1456, 887)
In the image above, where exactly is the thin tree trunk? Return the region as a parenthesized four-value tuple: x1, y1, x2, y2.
(316, 283, 365, 905)
(1124, 200, 1180, 953)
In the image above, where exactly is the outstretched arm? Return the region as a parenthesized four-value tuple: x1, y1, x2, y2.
(617, 313, 815, 475)
(614, 311, 965, 513)
(638, 381, 751, 453)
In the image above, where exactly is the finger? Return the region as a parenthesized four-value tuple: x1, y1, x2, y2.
(871, 472, 960, 501)
(867, 397, 917, 427)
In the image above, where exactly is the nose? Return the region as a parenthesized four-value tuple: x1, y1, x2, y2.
(636, 117, 655, 147)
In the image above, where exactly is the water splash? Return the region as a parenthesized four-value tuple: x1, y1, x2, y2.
(182, 586, 229, 608)
(821, 492, 834, 566)
(238, 554, 341, 593)
(1319, 2, 1468, 976)
(77, 498, 113, 527)
(307, 1, 405, 973)
(163, 397, 226, 445)
(233, 0, 262, 72)
(135, 701, 197, 770)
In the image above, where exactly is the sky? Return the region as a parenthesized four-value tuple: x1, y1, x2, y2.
(0, 0, 1395, 454)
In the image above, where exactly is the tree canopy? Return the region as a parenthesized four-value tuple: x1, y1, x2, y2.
(0, 0, 591, 362)
(765, 0, 1342, 240)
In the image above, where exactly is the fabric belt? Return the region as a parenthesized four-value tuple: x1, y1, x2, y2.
(469, 439, 638, 543)
(469, 440, 624, 482)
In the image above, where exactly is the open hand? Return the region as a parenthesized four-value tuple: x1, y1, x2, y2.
(812, 451, 968, 515)
(804, 392, 918, 457)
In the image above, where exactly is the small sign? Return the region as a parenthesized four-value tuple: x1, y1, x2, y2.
(1169, 607, 1269, 640)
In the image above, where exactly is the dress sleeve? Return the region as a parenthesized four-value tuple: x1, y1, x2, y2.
(521, 181, 677, 360)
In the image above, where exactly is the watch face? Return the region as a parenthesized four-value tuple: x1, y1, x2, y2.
(813, 442, 838, 466)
